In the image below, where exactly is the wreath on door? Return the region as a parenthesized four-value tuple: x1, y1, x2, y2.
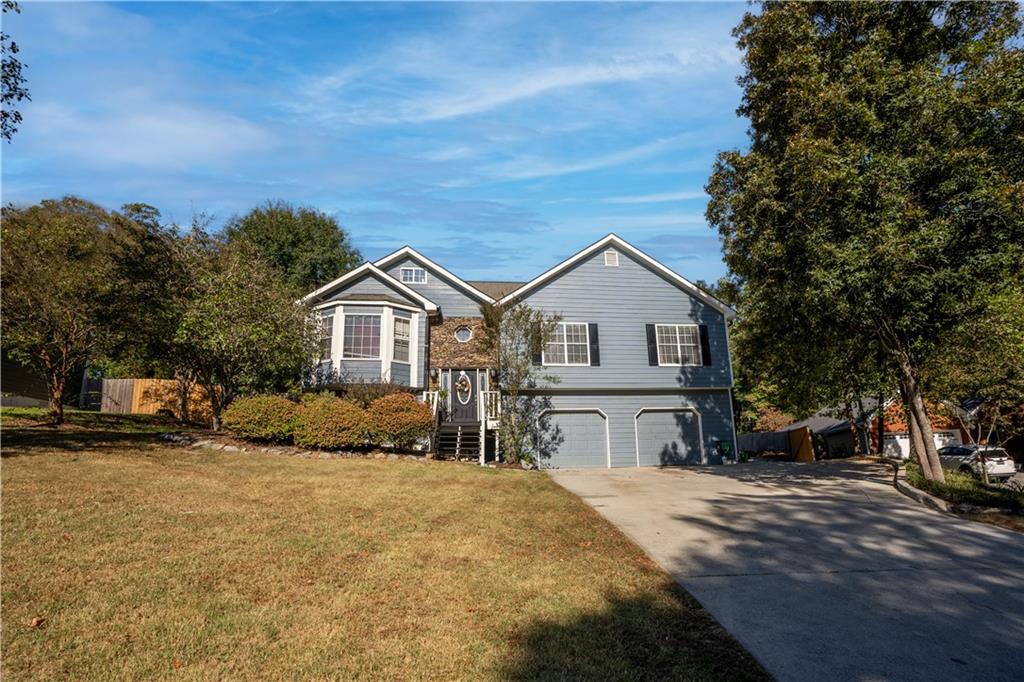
(455, 372, 472, 405)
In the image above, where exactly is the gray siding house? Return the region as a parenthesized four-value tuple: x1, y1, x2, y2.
(301, 234, 737, 468)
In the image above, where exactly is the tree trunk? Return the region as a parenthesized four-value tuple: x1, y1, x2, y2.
(42, 352, 67, 425)
(47, 375, 66, 425)
(898, 360, 945, 482)
(906, 404, 934, 479)
(876, 392, 885, 455)
(175, 372, 193, 424)
(844, 403, 864, 457)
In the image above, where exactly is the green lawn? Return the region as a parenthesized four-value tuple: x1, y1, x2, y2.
(1, 410, 766, 680)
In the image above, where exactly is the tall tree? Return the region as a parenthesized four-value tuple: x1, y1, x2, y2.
(480, 301, 562, 465)
(1, 198, 117, 422)
(224, 200, 361, 294)
(926, 283, 1024, 448)
(174, 242, 319, 430)
(707, 2, 1024, 480)
(99, 203, 190, 378)
(1, 0, 30, 141)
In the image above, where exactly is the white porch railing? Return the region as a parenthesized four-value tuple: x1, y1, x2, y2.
(481, 391, 501, 429)
(419, 390, 439, 416)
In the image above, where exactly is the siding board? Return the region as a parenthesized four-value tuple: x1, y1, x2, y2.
(516, 249, 733, 390)
(382, 257, 483, 317)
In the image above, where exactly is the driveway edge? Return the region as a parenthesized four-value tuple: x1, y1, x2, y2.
(894, 478, 954, 513)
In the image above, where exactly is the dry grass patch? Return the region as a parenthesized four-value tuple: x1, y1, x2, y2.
(2, 416, 766, 681)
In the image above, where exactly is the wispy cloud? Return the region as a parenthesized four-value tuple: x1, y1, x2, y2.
(485, 134, 691, 181)
(602, 190, 706, 204)
(29, 101, 273, 169)
(395, 56, 686, 123)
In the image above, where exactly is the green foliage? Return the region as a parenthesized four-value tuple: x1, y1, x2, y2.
(293, 394, 368, 450)
(222, 395, 301, 442)
(342, 380, 410, 409)
(174, 242, 320, 428)
(925, 283, 1024, 444)
(1, 198, 120, 421)
(480, 302, 562, 465)
(100, 203, 190, 377)
(905, 460, 1024, 512)
(1, 0, 30, 142)
(366, 392, 434, 450)
(706, 2, 1024, 475)
(225, 200, 361, 294)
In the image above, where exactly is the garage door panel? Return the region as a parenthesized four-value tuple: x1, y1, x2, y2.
(636, 410, 701, 466)
(541, 410, 607, 469)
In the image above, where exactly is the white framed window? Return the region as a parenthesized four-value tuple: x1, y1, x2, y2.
(604, 250, 619, 267)
(454, 325, 473, 343)
(393, 317, 410, 363)
(655, 324, 702, 366)
(319, 312, 334, 360)
(400, 267, 427, 284)
(543, 322, 590, 366)
(342, 314, 381, 359)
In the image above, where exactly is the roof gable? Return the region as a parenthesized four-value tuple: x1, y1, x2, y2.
(301, 262, 438, 312)
(498, 234, 736, 319)
(374, 247, 495, 304)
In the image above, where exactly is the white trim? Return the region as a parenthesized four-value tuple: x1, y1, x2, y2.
(381, 307, 394, 378)
(332, 305, 344, 372)
(541, 321, 591, 367)
(374, 246, 496, 304)
(654, 323, 703, 367)
(724, 322, 739, 459)
(341, 311, 383, 361)
(400, 266, 427, 284)
(312, 299, 423, 313)
(454, 325, 474, 343)
(409, 313, 420, 386)
(498, 234, 736, 320)
(604, 250, 619, 267)
(391, 315, 411, 365)
(633, 406, 705, 466)
(539, 408, 611, 469)
(301, 262, 439, 312)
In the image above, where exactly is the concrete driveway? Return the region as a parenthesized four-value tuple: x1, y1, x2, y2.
(550, 461, 1024, 682)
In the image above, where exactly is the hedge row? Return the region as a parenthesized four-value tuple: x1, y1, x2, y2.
(222, 392, 434, 451)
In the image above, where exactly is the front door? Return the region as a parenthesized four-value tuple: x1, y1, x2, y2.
(450, 369, 478, 422)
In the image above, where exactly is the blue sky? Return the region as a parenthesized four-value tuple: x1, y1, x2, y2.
(2, 2, 751, 283)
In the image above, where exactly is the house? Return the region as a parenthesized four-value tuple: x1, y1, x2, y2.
(741, 400, 967, 460)
(301, 234, 738, 468)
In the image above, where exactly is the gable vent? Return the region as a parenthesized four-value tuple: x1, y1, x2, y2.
(604, 250, 619, 267)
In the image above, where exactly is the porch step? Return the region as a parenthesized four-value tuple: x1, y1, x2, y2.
(436, 423, 481, 458)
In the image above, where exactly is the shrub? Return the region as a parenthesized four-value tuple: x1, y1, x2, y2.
(342, 380, 410, 408)
(294, 394, 369, 450)
(905, 461, 1024, 511)
(367, 392, 434, 450)
(222, 395, 300, 442)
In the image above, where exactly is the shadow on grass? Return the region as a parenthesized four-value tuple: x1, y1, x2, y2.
(0, 427, 168, 457)
(498, 586, 769, 681)
(0, 409, 201, 458)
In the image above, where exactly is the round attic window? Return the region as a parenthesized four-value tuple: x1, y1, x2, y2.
(454, 326, 473, 343)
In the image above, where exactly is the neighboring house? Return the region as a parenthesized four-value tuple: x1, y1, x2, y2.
(301, 234, 737, 469)
(743, 400, 966, 460)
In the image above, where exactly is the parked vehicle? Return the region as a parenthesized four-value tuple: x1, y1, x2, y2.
(937, 444, 1017, 482)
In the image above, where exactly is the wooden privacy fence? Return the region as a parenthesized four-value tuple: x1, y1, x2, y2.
(100, 378, 213, 425)
(737, 426, 816, 461)
(737, 430, 790, 454)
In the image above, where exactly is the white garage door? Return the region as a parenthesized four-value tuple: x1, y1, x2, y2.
(635, 409, 702, 466)
(883, 430, 962, 460)
(540, 410, 608, 469)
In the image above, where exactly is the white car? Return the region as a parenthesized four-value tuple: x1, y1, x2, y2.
(937, 444, 1017, 482)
